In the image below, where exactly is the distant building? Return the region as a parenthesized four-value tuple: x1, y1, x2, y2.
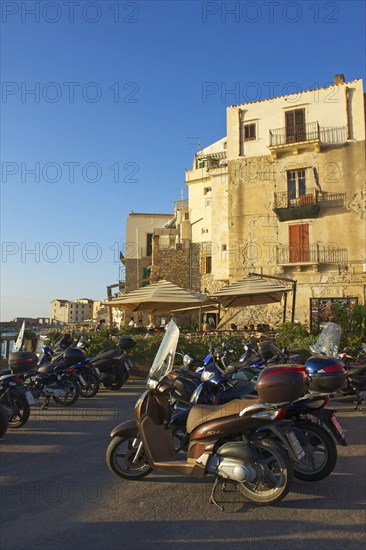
(50, 298, 94, 325)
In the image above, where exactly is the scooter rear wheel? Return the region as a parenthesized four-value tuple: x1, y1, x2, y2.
(104, 368, 126, 391)
(237, 438, 293, 505)
(106, 435, 152, 480)
(52, 379, 80, 406)
(0, 404, 9, 436)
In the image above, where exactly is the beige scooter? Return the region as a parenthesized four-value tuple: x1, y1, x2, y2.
(106, 321, 306, 507)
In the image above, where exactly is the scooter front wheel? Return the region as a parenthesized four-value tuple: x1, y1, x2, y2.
(293, 422, 337, 481)
(106, 435, 152, 480)
(79, 371, 100, 398)
(237, 438, 293, 505)
(7, 393, 31, 428)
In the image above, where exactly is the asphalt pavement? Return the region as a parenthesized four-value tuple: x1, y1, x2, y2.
(1, 381, 365, 550)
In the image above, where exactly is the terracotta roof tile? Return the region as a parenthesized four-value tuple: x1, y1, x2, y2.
(228, 78, 362, 108)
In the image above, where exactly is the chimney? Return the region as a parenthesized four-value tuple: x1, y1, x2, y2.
(334, 74, 345, 85)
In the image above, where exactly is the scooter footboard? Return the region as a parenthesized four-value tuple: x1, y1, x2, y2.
(110, 418, 138, 438)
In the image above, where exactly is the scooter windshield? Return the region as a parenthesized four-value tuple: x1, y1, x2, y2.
(147, 320, 180, 388)
(309, 322, 341, 356)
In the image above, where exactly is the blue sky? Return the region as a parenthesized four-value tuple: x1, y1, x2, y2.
(1, 0, 365, 320)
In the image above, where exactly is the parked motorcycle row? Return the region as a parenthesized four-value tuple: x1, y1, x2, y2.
(0, 333, 136, 438)
(106, 321, 365, 509)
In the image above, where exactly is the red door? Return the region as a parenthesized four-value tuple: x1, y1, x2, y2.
(289, 224, 309, 262)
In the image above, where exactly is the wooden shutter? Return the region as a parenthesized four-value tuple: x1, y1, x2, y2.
(285, 111, 295, 143)
(295, 109, 305, 141)
(285, 109, 305, 143)
(289, 224, 309, 262)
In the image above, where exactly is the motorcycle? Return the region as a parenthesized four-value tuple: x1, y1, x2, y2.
(106, 320, 309, 508)
(39, 344, 100, 399)
(20, 363, 80, 409)
(0, 370, 36, 428)
(86, 336, 135, 391)
(307, 322, 366, 410)
(169, 345, 345, 482)
(337, 346, 366, 410)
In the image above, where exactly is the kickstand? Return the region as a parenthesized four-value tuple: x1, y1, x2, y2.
(41, 397, 50, 410)
(209, 478, 224, 511)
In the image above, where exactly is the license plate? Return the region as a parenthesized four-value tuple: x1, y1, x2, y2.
(78, 375, 86, 386)
(287, 430, 306, 460)
(331, 415, 345, 438)
(25, 390, 36, 405)
(94, 367, 100, 376)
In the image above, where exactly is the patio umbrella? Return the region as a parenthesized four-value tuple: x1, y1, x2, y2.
(103, 279, 208, 314)
(211, 277, 290, 308)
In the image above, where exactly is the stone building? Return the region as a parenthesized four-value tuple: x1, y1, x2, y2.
(123, 211, 174, 291)
(50, 298, 94, 325)
(185, 75, 366, 328)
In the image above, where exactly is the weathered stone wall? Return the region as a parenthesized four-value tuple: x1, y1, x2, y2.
(225, 140, 366, 325)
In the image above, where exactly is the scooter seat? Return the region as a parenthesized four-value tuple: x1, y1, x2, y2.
(37, 364, 57, 374)
(186, 395, 261, 434)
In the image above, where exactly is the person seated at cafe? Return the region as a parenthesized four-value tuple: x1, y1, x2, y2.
(230, 323, 237, 331)
(208, 316, 216, 329)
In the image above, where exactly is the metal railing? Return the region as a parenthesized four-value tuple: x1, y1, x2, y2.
(274, 189, 346, 209)
(270, 122, 319, 147)
(276, 244, 348, 264)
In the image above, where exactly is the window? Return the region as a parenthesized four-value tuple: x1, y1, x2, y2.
(285, 109, 305, 143)
(310, 297, 358, 333)
(221, 244, 227, 251)
(287, 169, 306, 202)
(205, 256, 212, 274)
(184, 212, 189, 220)
(205, 198, 211, 208)
(146, 233, 153, 257)
(243, 123, 256, 141)
(201, 228, 209, 235)
(204, 187, 212, 195)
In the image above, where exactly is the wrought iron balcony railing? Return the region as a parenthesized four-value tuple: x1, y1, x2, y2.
(276, 244, 348, 265)
(274, 189, 346, 209)
(270, 122, 320, 147)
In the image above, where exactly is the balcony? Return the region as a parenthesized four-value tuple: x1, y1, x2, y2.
(276, 244, 348, 268)
(185, 151, 227, 184)
(269, 122, 320, 158)
(273, 189, 346, 221)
